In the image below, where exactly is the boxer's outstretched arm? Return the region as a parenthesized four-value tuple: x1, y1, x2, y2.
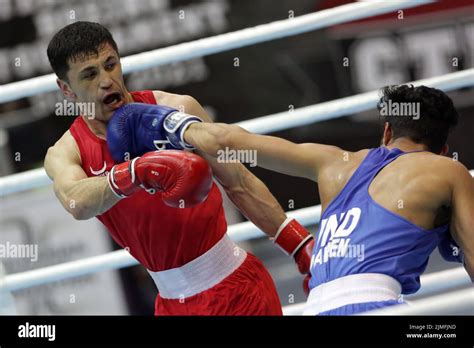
(449, 162, 474, 281)
(185, 122, 343, 182)
(44, 131, 120, 220)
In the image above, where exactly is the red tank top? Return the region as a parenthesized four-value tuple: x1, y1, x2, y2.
(69, 90, 227, 271)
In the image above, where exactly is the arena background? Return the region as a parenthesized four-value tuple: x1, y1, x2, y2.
(0, 0, 473, 315)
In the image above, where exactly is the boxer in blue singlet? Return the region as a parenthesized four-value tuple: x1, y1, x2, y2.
(182, 84, 474, 315)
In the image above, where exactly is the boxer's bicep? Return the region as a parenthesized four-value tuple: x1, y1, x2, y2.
(450, 164, 474, 280)
(180, 95, 211, 122)
(45, 137, 88, 211)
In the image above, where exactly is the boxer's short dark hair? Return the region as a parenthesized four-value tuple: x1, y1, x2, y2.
(377, 85, 458, 153)
(47, 21, 119, 81)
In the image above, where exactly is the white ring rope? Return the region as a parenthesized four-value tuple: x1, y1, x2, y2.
(0, 0, 432, 104)
(0, 73, 472, 296)
(0, 69, 473, 197)
(1, 249, 136, 293)
(282, 268, 473, 315)
(365, 288, 474, 315)
(0, 167, 49, 197)
(2, 205, 320, 292)
(238, 69, 474, 134)
(413, 267, 472, 298)
(1, 201, 470, 295)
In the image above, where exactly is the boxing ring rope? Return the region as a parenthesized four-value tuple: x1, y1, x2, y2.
(0, 0, 472, 315)
(0, 0, 432, 104)
(282, 269, 474, 315)
(0, 74, 473, 300)
(1, 202, 472, 295)
(1, 69, 473, 197)
(366, 288, 474, 315)
(284, 287, 474, 315)
(237, 69, 474, 134)
(1, 205, 317, 292)
(0, 167, 50, 197)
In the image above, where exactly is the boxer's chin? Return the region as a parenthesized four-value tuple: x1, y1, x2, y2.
(101, 109, 115, 122)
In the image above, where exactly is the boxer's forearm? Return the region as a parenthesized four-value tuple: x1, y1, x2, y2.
(185, 122, 246, 157)
(225, 173, 287, 237)
(54, 176, 120, 220)
(208, 159, 286, 237)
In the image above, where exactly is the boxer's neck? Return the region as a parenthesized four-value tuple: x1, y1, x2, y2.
(83, 117, 107, 140)
(385, 137, 429, 153)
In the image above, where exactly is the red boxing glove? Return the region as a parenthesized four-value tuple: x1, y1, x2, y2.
(303, 274, 311, 296)
(108, 150, 213, 208)
(272, 218, 314, 274)
(273, 218, 314, 295)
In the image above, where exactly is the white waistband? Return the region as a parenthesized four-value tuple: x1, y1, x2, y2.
(303, 273, 402, 315)
(147, 234, 247, 299)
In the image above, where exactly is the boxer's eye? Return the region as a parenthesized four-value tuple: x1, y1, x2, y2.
(105, 63, 116, 71)
(83, 72, 96, 80)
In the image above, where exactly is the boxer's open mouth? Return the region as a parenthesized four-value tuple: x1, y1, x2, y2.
(103, 92, 123, 109)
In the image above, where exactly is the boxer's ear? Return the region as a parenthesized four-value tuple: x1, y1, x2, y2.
(382, 122, 392, 146)
(57, 78, 77, 101)
(440, 144, 449, 156)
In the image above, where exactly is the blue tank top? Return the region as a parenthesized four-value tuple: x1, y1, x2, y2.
(308, 147, 449, 294)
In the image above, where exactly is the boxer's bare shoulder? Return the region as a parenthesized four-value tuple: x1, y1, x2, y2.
(317, 148, 369, 208)
(153, 90, 210, 121)
(317, 149, 470, 220)
(153, 90, 195, 109)
(372, 151, 465, 206)
(366, 151, 470, 230)
(44, 130, 82, 181)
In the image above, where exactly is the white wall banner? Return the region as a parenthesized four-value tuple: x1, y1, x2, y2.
(0, 188, 128, 315)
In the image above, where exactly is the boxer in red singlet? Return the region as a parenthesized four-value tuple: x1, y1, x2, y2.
(43, 22, 314, 315)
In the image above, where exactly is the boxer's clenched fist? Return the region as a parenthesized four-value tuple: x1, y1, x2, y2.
(107, 150, 213, 208)
(273, 218, 314, 295)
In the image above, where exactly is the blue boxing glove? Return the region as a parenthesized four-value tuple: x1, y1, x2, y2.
(107, 103, 202, 163)
(438, 232, 464, 263)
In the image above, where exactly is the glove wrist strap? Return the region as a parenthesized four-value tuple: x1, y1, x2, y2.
(164, 112, 202, 150)
(108, 160, 140, 198)
(272, 218, 313, 257)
